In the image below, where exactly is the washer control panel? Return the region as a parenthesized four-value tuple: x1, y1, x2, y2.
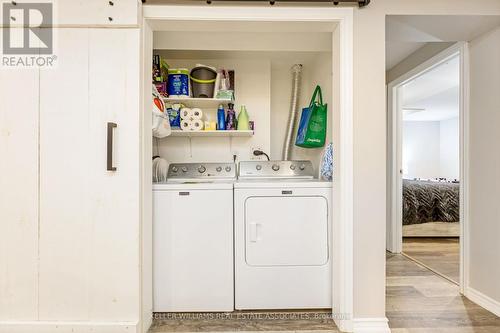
(238, 160, 314, 179)
(167, 163, 236, 181)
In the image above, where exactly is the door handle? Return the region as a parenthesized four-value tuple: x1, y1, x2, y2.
(107, 122, 117, 171)
(249, 223, 261, 242)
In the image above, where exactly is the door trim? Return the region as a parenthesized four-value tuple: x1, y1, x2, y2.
(141, 6, 354, 332)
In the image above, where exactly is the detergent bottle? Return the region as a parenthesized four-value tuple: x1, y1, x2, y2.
(237, 105, 250, 130)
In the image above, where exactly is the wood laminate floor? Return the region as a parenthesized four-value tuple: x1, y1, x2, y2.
(403, 237, 460, 284)
(387, 253, 500, 332)
(149, 253, 499, 333)
(149, 310, 338, 332)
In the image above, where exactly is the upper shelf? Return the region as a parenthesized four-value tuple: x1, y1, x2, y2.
(169, 130, 253, 137)
(163, 97, 233, 108)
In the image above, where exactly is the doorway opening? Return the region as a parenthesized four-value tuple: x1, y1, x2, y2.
(399, 54, 461, 284)
(140, 5, 355, 333)
(385, 14, 500, 330)
(387, 42, 468, 289)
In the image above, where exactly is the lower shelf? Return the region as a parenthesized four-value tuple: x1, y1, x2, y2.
(169, 130, 254, 137)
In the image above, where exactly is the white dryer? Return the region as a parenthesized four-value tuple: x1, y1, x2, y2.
(153, 162, 235, 312)
(234, 161, 332, 310)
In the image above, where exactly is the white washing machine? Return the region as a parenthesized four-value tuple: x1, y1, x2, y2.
(235, 160, 332, 310)
(153, 162, 235, 312)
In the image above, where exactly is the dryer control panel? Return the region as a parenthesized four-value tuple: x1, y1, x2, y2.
(167, 163, 236, 181)
(238, 160, 314, 179)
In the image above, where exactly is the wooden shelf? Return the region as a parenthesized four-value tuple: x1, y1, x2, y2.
(163, 97, 233, 108)
(169, 130, 253, 137)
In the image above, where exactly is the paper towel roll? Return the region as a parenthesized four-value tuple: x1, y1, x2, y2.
(180, 108, 192, 119)
(190, 119, 204, 131)
(180, 119, 191, 131)
(191, 108, 203, 120)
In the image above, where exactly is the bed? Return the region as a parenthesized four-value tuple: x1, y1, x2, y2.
(403, 179, 460, 237)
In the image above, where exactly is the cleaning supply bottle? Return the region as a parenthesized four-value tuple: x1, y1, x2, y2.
(217, 104, 226, 130)
(237, 105, 250, 130)
(225, 103, 237, 130)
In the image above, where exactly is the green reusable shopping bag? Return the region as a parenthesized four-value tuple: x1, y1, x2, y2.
(295, 85, 327, 148)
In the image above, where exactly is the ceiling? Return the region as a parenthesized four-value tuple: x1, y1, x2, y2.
(402, 55, 459, 122)
(386, 15, 500, 70)
(386, 41, 426, 70)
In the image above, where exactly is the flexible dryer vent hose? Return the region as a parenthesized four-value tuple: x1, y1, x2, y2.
(282, 64, 303, 160)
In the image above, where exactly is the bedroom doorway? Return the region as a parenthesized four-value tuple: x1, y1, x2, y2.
(388, 42, 469, 288)
(400, 54, 460, 284)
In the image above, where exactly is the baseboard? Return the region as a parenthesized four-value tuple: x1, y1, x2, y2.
(352, 318, 391, 333)
(334, 318, 353, 332)
(142, 314, 153, 333)
(466, 287, 500, 317)
(0, 320, 139, 333)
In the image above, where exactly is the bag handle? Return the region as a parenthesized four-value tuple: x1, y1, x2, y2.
(309, 85, 323, 109)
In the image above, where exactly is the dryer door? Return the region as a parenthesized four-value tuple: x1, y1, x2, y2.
(245, 196, 328, 266)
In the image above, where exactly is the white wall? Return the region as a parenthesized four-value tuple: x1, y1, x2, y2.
(403, 121, 441, 179)
(352, 6, 388, 321)
(440, 117, 459, 179)
(469, 26, 500, 309)
(402, 119, 459, 180)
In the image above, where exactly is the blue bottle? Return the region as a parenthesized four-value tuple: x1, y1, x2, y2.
(217, 104, 226, 130)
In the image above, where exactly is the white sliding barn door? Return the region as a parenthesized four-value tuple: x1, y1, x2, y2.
(0, 59, 40, 321)
(37, 28, 140, 322)
(86, 28, 140, 321)
(38, 28, 91, 320)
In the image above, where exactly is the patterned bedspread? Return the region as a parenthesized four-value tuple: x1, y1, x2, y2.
(403, 180, 460, 225)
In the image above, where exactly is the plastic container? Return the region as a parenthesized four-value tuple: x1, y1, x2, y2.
(190, 66, 217, 98)
(167, 68, 189, 97)
(237, 105, 250, 130)
(225, 103, 236, 130)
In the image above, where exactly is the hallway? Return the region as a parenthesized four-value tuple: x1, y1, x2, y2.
(403, 237, 460, 284)
(386, 253, 500, 332)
